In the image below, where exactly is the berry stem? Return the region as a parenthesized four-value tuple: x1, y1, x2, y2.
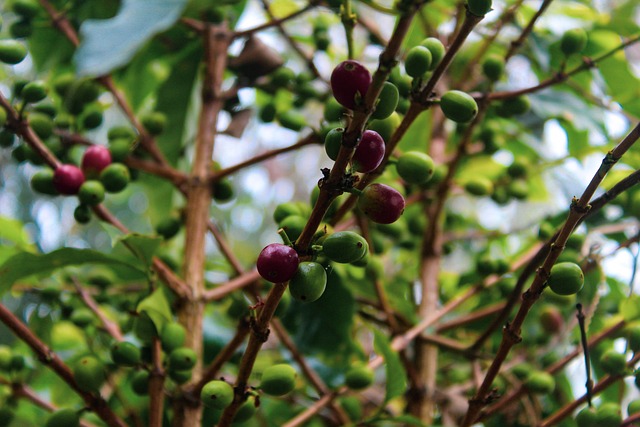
(341, 0, 357, 59)
(576, 303, 593, 407)
(278, 227, 294, 246)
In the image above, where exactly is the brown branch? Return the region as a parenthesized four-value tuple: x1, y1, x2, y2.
(505, 0, 554, 60)
(0, 303, 127, 427)
(72, 277, 123, 341)
(148, 338, 166, 427)
(233, 1, 319, 38)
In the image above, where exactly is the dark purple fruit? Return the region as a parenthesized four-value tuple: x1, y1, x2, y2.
(331, 60, 372, 110)
(53, 164, 85, 195)
(352, 130, 385, 173)
(256, 243, 299, 283)
(357, 183, 405, 224)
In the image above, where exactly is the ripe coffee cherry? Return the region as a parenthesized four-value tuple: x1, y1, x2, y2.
(323, 231, 368, 264)
(482, 54, 505, 81)
(599, 349, 627, 376)
(345, 364, 374, 390)
(289, 261, 327, 302)
(404, 46, 432, 78)
(396, 151, 435, 184)
(524, 371, 555, 394)
(257, 243, 299, 283)
(160, 322, 186, 353)
(21, 80, 48, 103)
(440, 90, 478, 123)
(331, 60, 372, 110)
(371, 82, 399, 120)
(53, 164, 85, 195)
(420, 38, 445, 70)
(260, 363, 297, 396)
(72, 356, 106, 393)
(324, 127, 344, 160)
(467, 0, 492, 16)
(464, 177, 493, 196)
(352, 130, 385, 173)
(31, 169, 58, 195)
(358, 183, 405, 224)
(111, 341, 141, 367)
(0, 40, 27, 64)
(561, 28, 587, 56)
(100, 163, 130, 193)
(547, 262, 584, 295)
(168, 347, 197, 371)
(201, 380, 234, 409)
(45, 408, 80, 427)
(78, 180, 105, 206)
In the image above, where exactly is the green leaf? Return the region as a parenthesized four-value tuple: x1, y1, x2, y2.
(137, 287, 173, 333)
(76, 0, 188, 76)
(620, 295, 640, 322)
(0, 217, 34, 251)
(373, 329, 407, 403)
(115, 233, 163, 270)
(0, 249, 146, 293)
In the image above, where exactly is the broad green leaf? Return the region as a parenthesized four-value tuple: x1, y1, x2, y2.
(137, 287, 173, 332)
(456, 155, 505, 182)
(621, 296, 640, 322)
(373, 329, 407, 402)
(268, 0, 298, 19)
(557, 118, 593, 160)
(0, 217, 34, 251)
(76, 0, 188, 76)
(0, 248, 146, 293)
(115, 233, 163, 270)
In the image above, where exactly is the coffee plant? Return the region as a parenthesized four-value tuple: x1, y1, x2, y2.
(0, 0, 639, 426)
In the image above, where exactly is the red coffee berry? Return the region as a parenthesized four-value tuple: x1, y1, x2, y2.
(257, 243, 299, 283)
(53, 164, 85, 195)
(82, 145, 112, 178)
(330, 60, 371, 110)
(357, 183, 405, 224)
(352, 130, 385, 173)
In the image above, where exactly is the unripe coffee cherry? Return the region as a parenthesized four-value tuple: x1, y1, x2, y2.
(100, 163, 130, 193)
(330, 60, 372, 110)
(31, 169, 58, 195)
(289, 261, 327, 302)
(111, 341, 141, 367)
(72, 356, 106, 393)
(0, 40, 28, 64)
(404, 46, 432, 78)
(575, 407, 597, 427)
(279, 215, 307, 241)
(358, 183, 406, 224)
(352, 130, 385, 173)
(260, 363, 297, 395)
(78, 180, 105, 206)
(464, 177, 493, 196)
(345, 364, 374, 390)
(561, 28, 587, 56)
(169, 369, 192, 384)
(496, 95, 530, 117)
(141, 111, 167, 135)
(481, 54, 505, 81)
(524, 371, 555, 394)
(45, 408, 80, 427)
(324, 127, 344, 160)
(440, 90, 478, 123)
(420, 37, 445, 70)
(371, 82, 399, 120)
(547, 262, 584, 295)
(12, 0, 40, 18)
(396, 151, 435, 184)
(21, 80, 48, 103)
(156, 216, 181, 240)
(29, 112, 54, 138)
(53, 164, 85, 195)
(596, 403, 622, 425)
(160, 323, 187, 353)
(467, 0, 492, 16)
(257, 243, 299, 283)
(74, 204, 91, 224)
(168, 347, 197, 371)
(0, 408, 15, 427)
(234, 395, 257, 423)
(599, 349, 627, 376)
(201, 380, 234, 409)
(322, 231, 368, 264)
(131, 370, 149, 395)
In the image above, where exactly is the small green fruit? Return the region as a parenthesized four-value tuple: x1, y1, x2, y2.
(260, 102, 277, 123)
(289, 261, 327, 302)
(156, 216, 181, 240)
(323, 97, 345, 122)
(371, 82, 399, 120)
(201, 380, 234, 409)
(100, 163, 130, 193)
(322, 231, 368, 264)
(78, 180, 105, 206)
(81, 107, 103, 130)
(368, 112, 401, 143)
(131, 370, 149, 395)
(10, 354, 25, 371)
(28, 112, 54, 139)
(575, 406, 598, 427)
(141, 111, 167, 135)
(111, 341, 141, 367)
(0, 408, 15, 427)
(133, 313, 157, 343)
(547, 262, 584, 295)
(234, 395, 257, 423)
(21, 80, 48, 103)
(70, 308, 94, 327)
(160, 323, 187, 353)
(10, 19, 33, 38)
(279, 215, 307, 242)
(12, 0, 40, 19)
(440, 90, 478, 123)
(628, 399, 640, 415)
(74, 204, 92, 224)
(524, 371, 555, 394)
(0, 346, 13, 370)
(496, 95, 530, 117)
(506, 179, 529, 200)
(324, 127, 344, 161)
(31, 169, 58, 195)
(404, 46, 432, 78)
(396, 151, 435, 184)
(345, 364, 374, 390)
(626, 324, 640, 352)
(420, 38, 445, 70)
(169, 368, 192, 384)
(72, 356, 106, 393)
(45, 408, 80, 427)
(273, 202, 304, 224)
(467, 0, 492, 16)
(0, 40, 28, 64)
(260, 363, 297, 396)
(278, 110, 306, 131)
(168, 347, 197, 371)
(561, 28, 588, 56)
(463, 177, 493, 196)
(595, 403, 622, 425)
(599, 349, 627, 376)
(482, 54, 505, 81)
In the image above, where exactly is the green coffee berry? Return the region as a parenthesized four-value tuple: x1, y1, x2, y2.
(259, 102, 277, 123)
(156, 216, 181, 240)
(599, 349, 627, 376)
(168, 347, 197, 371)
(21, 80, 48, 103)
(524, 371, 555, 394)
(234, 395, 257, 423)
(496, 95, 530, 117)
(78, 180, 105, 206)
(213, 179, 234, 202)
(324, 127, 344, 160)
(368, 112, 401, 143)
(481, 54, 505, 81)
(467, 0, 492, 16)
(160, 323, 187, 353)
(396, 151, 435, 184)
(133, 313, 157, 343)
(345, 364, 374, 390)
(273, 202, 304, 223)
(74, 204, 92, 224)
(464, 177, 494, 196)
(0, 40, 28, 64)
(169, 368, 192, 384)
(70, 308, 94, 327)
(108, 138, 132, 162)
(100, 163, 130, 193)
(45, 408, 80, 427)
(131, 370, 149, 395)
(322, 231, 368, 264)
(440, 90, 478, 123)
(81, 107, 103, 130)
(289, 261, 327, 302)
(31, 169, 58, 195)
(420, 37, 445, 70)
(547, 262, 584, 295)
(324, 97, 345, 122)
(575, 406, 597, 427)
(595, 403, 622, 425)
(28, 112, 54, 139)
(279, 215, 307, 242)
(260, 363, 297, 396)
(404, 46, 432, 78)
(141, 111, 167, 135)
(278, 110, 306, 131)
(371, 82, 399, 120)
(12, 0, 40, 19)
(111, 341, 141, 367)
(0, 346, 13, 370)
(561, 28, 588, 56)
(72, 356, 106, 393)
(201, 380, 234, 409)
